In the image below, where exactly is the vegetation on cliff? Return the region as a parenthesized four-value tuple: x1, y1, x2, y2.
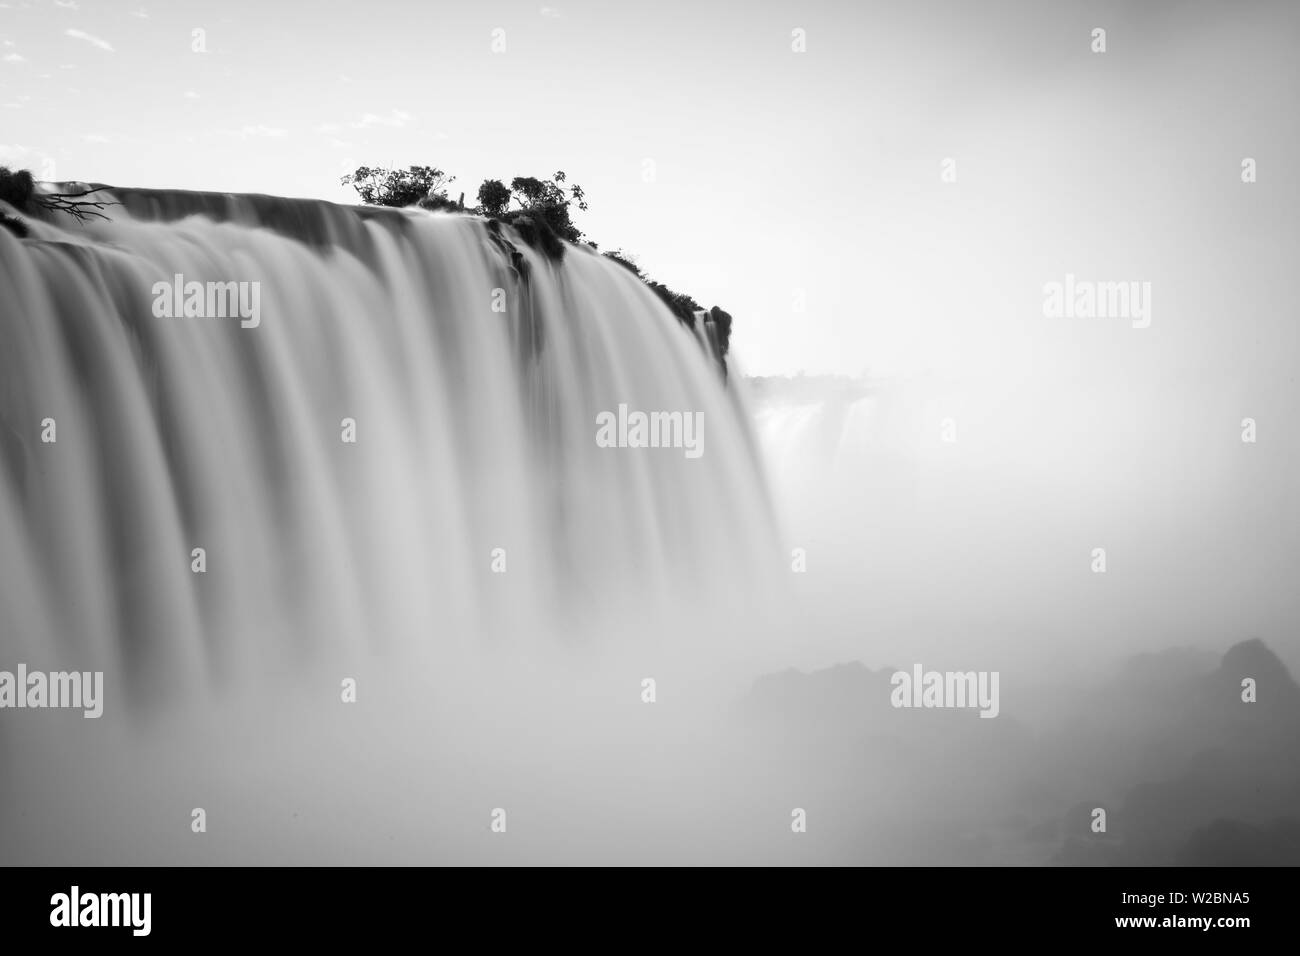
(341, 164, 732, 361)
(0, 166, 118, 238)
(0, 162, 733, 367)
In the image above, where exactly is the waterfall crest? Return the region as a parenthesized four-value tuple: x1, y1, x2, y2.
(0, 188, 781, 699)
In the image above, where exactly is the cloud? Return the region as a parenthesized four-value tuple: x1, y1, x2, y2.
(540, 6, 561, 17)
(236, 125, 287, 138)
(201, 125, 288, 140)
(183, 90, 199, 99)
(65, 29, 114, 52)
(3, 53, 24, 63)
(317, 110, 413, 135)
(54, 0, 79, 9)
(83, 134, 111, 144)
(130, 8, 149, 18)
(0, 144, 43, 165)
(352, 109, 412, 129)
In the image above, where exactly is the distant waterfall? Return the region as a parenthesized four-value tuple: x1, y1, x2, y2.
(0, 188, 780, 702)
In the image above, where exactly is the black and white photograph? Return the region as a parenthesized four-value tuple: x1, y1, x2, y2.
(0, 0, 1295, 937)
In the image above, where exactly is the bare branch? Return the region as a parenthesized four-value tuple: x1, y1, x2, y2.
(34, 193, 121, 225)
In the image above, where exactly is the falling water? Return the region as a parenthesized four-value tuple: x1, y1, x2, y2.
(0, 186, 802, 863)
(0, 187, 784, 697)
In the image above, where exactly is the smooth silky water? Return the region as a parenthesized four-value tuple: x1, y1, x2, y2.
(0, 189, 803, 864)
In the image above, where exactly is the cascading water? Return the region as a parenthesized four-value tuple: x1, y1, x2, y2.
(1, 188, 784, 689)
(0, 186, 793, 864)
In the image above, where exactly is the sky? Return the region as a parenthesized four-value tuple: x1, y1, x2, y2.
(2, 0, 1297, 377)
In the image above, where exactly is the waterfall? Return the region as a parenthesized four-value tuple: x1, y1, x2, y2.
(0, 187, 784, 706)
